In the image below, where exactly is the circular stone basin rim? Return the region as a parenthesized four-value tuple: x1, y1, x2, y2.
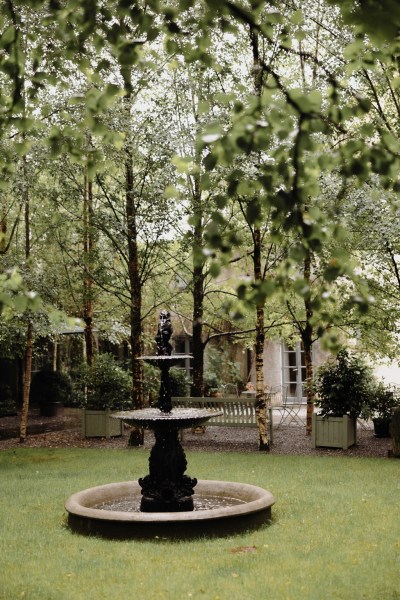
(65, 480, 275, 523)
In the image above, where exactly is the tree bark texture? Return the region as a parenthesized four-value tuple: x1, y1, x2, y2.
(191, 165, 205, 398)
(19, 320, 33, 442)
(254, 227, 270, 451)
(302, 252, 315, 435)
(125, 144, 144, 445)
(251, 27, 270, 451)
(83, 172, 95, 367)
(192, 261, 205, 397)
(0, 215, 6, 254)
(19, 153, 33, 443)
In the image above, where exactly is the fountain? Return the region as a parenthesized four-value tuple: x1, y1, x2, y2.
(65, 311, 275, 538)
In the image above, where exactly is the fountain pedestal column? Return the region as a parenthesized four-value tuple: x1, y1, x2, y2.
(156, 361, 173, 413)
(139, 422, 197, 512)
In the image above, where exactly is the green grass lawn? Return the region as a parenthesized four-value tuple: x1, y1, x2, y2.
(0, 447, 399, 600)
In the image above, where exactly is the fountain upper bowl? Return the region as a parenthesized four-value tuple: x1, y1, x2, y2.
(112, 407, 223, 429)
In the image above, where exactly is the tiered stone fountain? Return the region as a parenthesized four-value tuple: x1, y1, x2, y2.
(65, 311, 275, 539)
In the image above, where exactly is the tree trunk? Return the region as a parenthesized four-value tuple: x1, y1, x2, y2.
(191, 149, 205, 398)
(303, 328, 314, 435)
(19, 320, 33, 442)
(52, 338, 57, 371)
(302, 252, 314, 435)
(83, 171, 95, 367)
(250, 27, 270, 451)
(254, 227, 270, 451)
(0, 215, 6, 254)
(19, 152, 33, 443)
(192, 260, 205, 397)
(125, 142, 144, 445)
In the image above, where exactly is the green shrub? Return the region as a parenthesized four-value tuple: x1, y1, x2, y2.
(30, 369, 72, 405)
(204, 346, 244, 396)
(314, 349, 374, 418)
(368, 381, 400, 421)
(142, 361, 160, 404)
(169, 367, 190, 397)
(142, 364, 190, 402)
(72, 354, 132, 411)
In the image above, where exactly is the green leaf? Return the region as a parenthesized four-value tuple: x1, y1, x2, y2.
(203, 152, 217, 171)
(245, 199, 261, 224)
(214, 195, 227, 209)
(209, 261, 221, 278)
(201, 123, 224, 145)
(289, 89, 322, 113)
(291, 9, 303, 25)
(0, 26, 16, 47)
(172, 155, 193, 174)
(294, 30, 306, 42)
(198, 100, 210, 115)
(294, 278, 311, 298)
(260, 279, 276, 298)
(164, 185, 178, 199)
(290, 244, 308, 262)
(324, 261, 342, 282)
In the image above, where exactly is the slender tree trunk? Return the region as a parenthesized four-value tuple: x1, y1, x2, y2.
(254, 227, 270, 450)
(83, 171, 95, 367)
(302, 251, 314, 435)
(192, 267, 205, 397)
(0, 216, 6, 254)
(19, 320, 33, 442)
(250, 27, 270, 450)
(191, 140, 205, 397)
(192, 210, 205, 397)
(52, 337, 58, 371)
(19, 153, 33, 443)
(125, 142, 144, 445)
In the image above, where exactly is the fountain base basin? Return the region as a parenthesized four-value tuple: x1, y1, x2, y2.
(65, 480, 275, 539)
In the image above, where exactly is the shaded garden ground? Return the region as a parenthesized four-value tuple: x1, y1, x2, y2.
(0, 409, 392, 457)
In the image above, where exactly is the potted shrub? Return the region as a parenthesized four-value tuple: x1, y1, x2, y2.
(30, 368, 72, 417)
(368, 382, 400, 438)
(312, 349, 374, 449)
(73, 354, 132, 438)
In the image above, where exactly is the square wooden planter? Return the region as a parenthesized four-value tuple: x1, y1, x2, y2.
(82, 409, 123, 438)
(311, 413, 357, 449)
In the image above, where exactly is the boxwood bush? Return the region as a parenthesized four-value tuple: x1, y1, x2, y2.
(314, 349, 374, 419)
(30, 369, 72, 406)
(72, 353, 132, 411)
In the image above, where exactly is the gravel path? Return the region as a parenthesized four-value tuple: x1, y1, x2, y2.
(0, 410, 393, 457)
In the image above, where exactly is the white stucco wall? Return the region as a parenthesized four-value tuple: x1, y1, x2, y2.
(248, 339, 329, 390)
(374, 361, 400, 385)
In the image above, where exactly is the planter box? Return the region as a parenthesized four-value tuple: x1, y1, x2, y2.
(82, 409, 123, 438)
(311, 414, 357, 449)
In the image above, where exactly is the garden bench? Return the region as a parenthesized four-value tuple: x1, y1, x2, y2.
(171, 396, 274, 441)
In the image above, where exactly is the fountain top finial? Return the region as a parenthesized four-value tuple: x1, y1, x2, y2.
(155, 310, 173, 357)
